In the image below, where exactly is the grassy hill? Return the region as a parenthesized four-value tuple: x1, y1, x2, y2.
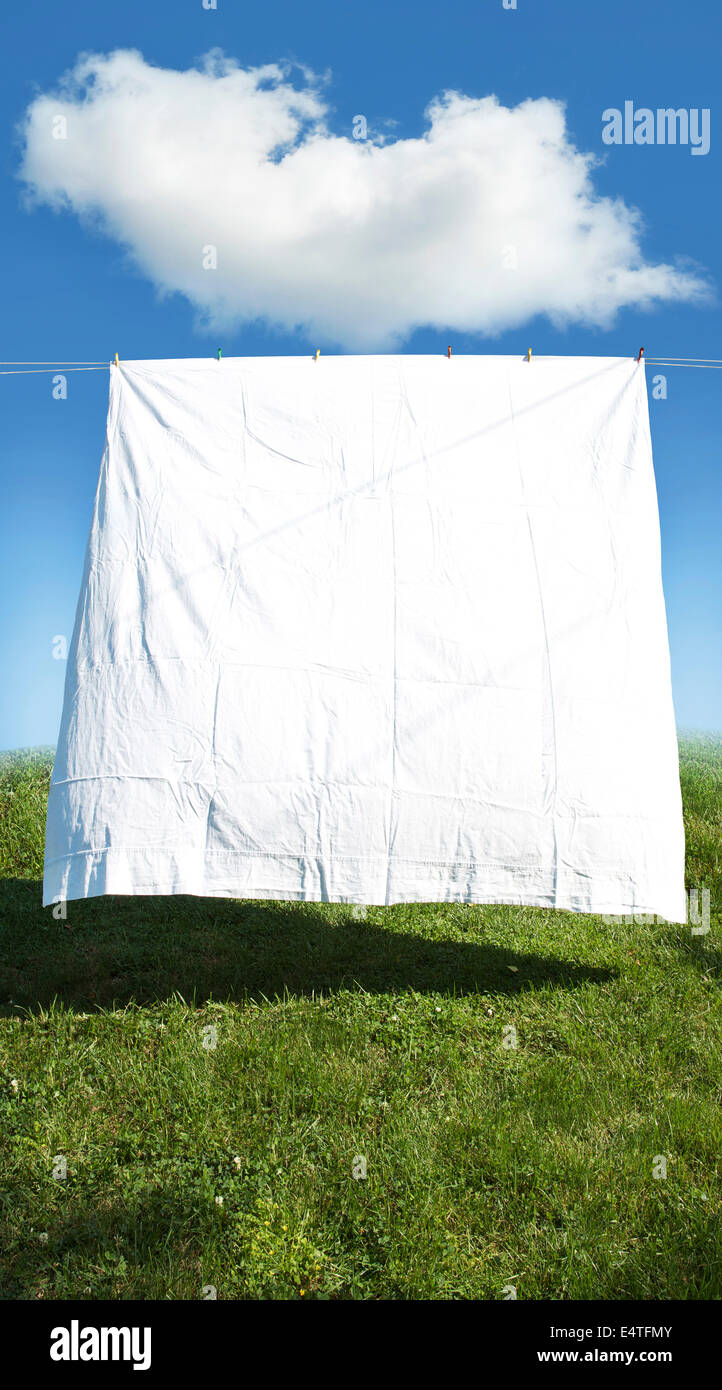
(0, 737, 720, 1299)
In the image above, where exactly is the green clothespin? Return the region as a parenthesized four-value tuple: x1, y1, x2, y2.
(217, 348, 222, 361)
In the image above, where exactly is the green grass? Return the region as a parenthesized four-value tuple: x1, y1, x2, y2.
(0, 737, 720, 1300)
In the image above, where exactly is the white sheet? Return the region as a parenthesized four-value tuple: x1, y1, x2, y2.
(43, 355, 687, 920)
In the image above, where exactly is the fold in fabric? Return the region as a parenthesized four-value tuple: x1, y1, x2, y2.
(43, 355, 686, 920)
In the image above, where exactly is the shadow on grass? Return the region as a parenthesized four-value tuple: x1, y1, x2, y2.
(0, 877, 617, 1016)
(0, 1180, 216, 1301)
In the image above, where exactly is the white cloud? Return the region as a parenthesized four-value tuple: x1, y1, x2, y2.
(18, 49, 711, 349)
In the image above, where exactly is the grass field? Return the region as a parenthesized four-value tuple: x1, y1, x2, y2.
(0, 737, 720, 1300)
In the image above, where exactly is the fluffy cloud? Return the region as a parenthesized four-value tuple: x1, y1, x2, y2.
(19, 49, 710, 349)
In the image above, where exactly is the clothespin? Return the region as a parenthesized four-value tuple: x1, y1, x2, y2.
(527, 348, 532, 362)
(447, 346, 452, 358)
(637, 346, 644, 362)
(217, 348, 222, 361)
(314, 348, 321, 361)
(114, 352, 119, 367)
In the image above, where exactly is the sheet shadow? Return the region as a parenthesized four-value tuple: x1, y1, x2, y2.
(0, 877, 616, 1015)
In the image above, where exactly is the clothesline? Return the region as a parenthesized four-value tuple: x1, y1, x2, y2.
(0, 366, 109, 375)
(0, 364, 108, 369)
(0, 356, 721, 376)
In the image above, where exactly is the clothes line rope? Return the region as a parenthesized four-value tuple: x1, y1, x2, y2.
(0, 364, 108, 369)
(0, 357, 721, 375)
(0, 366, 110, 375)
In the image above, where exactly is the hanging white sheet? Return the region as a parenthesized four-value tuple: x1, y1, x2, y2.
(43, 355, 687, 920)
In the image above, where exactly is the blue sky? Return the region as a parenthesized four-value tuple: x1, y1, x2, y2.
(0, 0, 720, 749)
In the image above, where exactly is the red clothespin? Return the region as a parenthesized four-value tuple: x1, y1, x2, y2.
(447, 346, 451, 358)
(637, 346, 645, 362)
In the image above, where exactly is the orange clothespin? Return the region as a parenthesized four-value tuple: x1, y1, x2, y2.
(447, 346, 451, 358)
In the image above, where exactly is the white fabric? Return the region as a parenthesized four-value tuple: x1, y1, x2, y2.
(43, 355, 686, 920)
